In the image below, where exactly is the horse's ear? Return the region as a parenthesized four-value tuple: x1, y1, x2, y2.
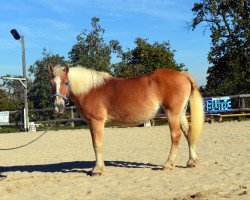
(63, 65, 69, 74)
(48, 64, 54, 75)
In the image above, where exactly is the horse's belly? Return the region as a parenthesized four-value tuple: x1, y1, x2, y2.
(106, 103, 160, 126)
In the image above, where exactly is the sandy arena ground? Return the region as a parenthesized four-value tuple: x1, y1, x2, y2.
(0, 121, 249, 200)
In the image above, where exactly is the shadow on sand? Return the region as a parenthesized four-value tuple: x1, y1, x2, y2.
(0, 160, 163, 175)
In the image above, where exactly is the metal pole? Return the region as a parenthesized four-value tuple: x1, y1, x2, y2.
(70, 106, 75, 127)
(21, 36, 29, 131)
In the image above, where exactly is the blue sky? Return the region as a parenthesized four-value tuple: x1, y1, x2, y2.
(0, 0, 211, 86)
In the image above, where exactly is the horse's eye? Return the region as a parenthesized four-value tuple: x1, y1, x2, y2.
(65, 81, 70, 86)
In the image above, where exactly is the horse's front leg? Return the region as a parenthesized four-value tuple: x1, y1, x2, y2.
(89, 118, 105, 176)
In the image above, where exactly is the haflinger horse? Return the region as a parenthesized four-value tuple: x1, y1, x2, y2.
(48, 64, 204, 176)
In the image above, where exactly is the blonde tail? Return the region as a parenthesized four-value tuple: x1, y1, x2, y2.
(182, 72, 204, 145)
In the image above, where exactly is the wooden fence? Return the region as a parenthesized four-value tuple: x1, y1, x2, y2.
(2, 94, 250, 128)
(5, 106, 82, 127)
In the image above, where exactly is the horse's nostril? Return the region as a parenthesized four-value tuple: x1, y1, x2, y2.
(58, 104, 65, 113)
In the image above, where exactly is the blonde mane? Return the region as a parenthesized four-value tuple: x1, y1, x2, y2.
(67, 66, 112, 95)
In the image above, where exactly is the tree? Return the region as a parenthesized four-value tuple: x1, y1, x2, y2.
(189, 0, 250, 96)
(2, 75, 24, 107)
(69, 17, 120, 73)
(69, 17, 183, 78)
(28, 49, 67, 109)
(0, 88, 19, 111)
(113, 38, 185, 78)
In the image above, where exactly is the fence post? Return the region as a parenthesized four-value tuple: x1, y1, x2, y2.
(70, 106, 74, 128)
(241, 98, 245, 111)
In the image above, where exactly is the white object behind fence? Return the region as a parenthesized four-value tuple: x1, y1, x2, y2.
(29, 122, 36, 132)
(0, 111, 9, 125)
(144, 120, 151, 127)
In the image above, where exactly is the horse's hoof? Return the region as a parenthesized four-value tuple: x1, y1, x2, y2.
(91, 171, 102, 176)
(91, 167, 103, 176)
(163, 160, 175, 171)
(162, 165, 173, 171)
(187, 160, 196, 168)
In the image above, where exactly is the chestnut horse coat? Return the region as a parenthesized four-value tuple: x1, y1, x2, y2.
(69, 69, 191, 126)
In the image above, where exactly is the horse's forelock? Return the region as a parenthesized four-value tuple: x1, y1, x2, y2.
(52, 66, 65, 77)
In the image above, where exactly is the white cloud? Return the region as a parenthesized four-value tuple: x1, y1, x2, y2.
(0, 39, 19, 49)
(34, 0, 89, 12)
(95, 0, 189, 21)
(22, 0, 190, 21)
(32, 19, 72, 31)
(12, 19, 75, 42)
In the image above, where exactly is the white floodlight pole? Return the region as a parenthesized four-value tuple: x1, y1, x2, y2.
(20, 36, 29, 131)
(10, 29, 29, 131)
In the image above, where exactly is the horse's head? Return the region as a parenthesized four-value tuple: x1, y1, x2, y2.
(48, 64, 70, 113)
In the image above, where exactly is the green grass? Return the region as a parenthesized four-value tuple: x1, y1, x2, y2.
(0, 127, 23, 134)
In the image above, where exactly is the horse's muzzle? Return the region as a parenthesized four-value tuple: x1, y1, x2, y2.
(54, 98, 66, 113)
(55, 102, 65, 113)
(52, 93, 68, 113)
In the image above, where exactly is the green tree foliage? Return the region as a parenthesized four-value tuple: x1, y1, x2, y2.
(28, 49, 67, 109)
(0, 88, 19, 111)
(69, 17, 183, 77)
(0, 88, 21, 128)
(190, 0, 250, 96)
(69, 17, 120, 73)
(113, 38, 185, 78)
(2, 75, 25, 108)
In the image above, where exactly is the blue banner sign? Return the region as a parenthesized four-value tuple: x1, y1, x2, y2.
(204, 97, 232, 113)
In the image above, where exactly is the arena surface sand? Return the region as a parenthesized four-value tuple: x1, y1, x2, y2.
(0, 121, 249, 200)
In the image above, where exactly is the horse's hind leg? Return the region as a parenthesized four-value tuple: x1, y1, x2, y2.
(163, 110, 181, 170)
(180, 112, 199, 167)
(89, 118, 105, 176)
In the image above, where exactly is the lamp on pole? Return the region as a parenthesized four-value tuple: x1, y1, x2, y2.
(10, 29, 29, 131)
